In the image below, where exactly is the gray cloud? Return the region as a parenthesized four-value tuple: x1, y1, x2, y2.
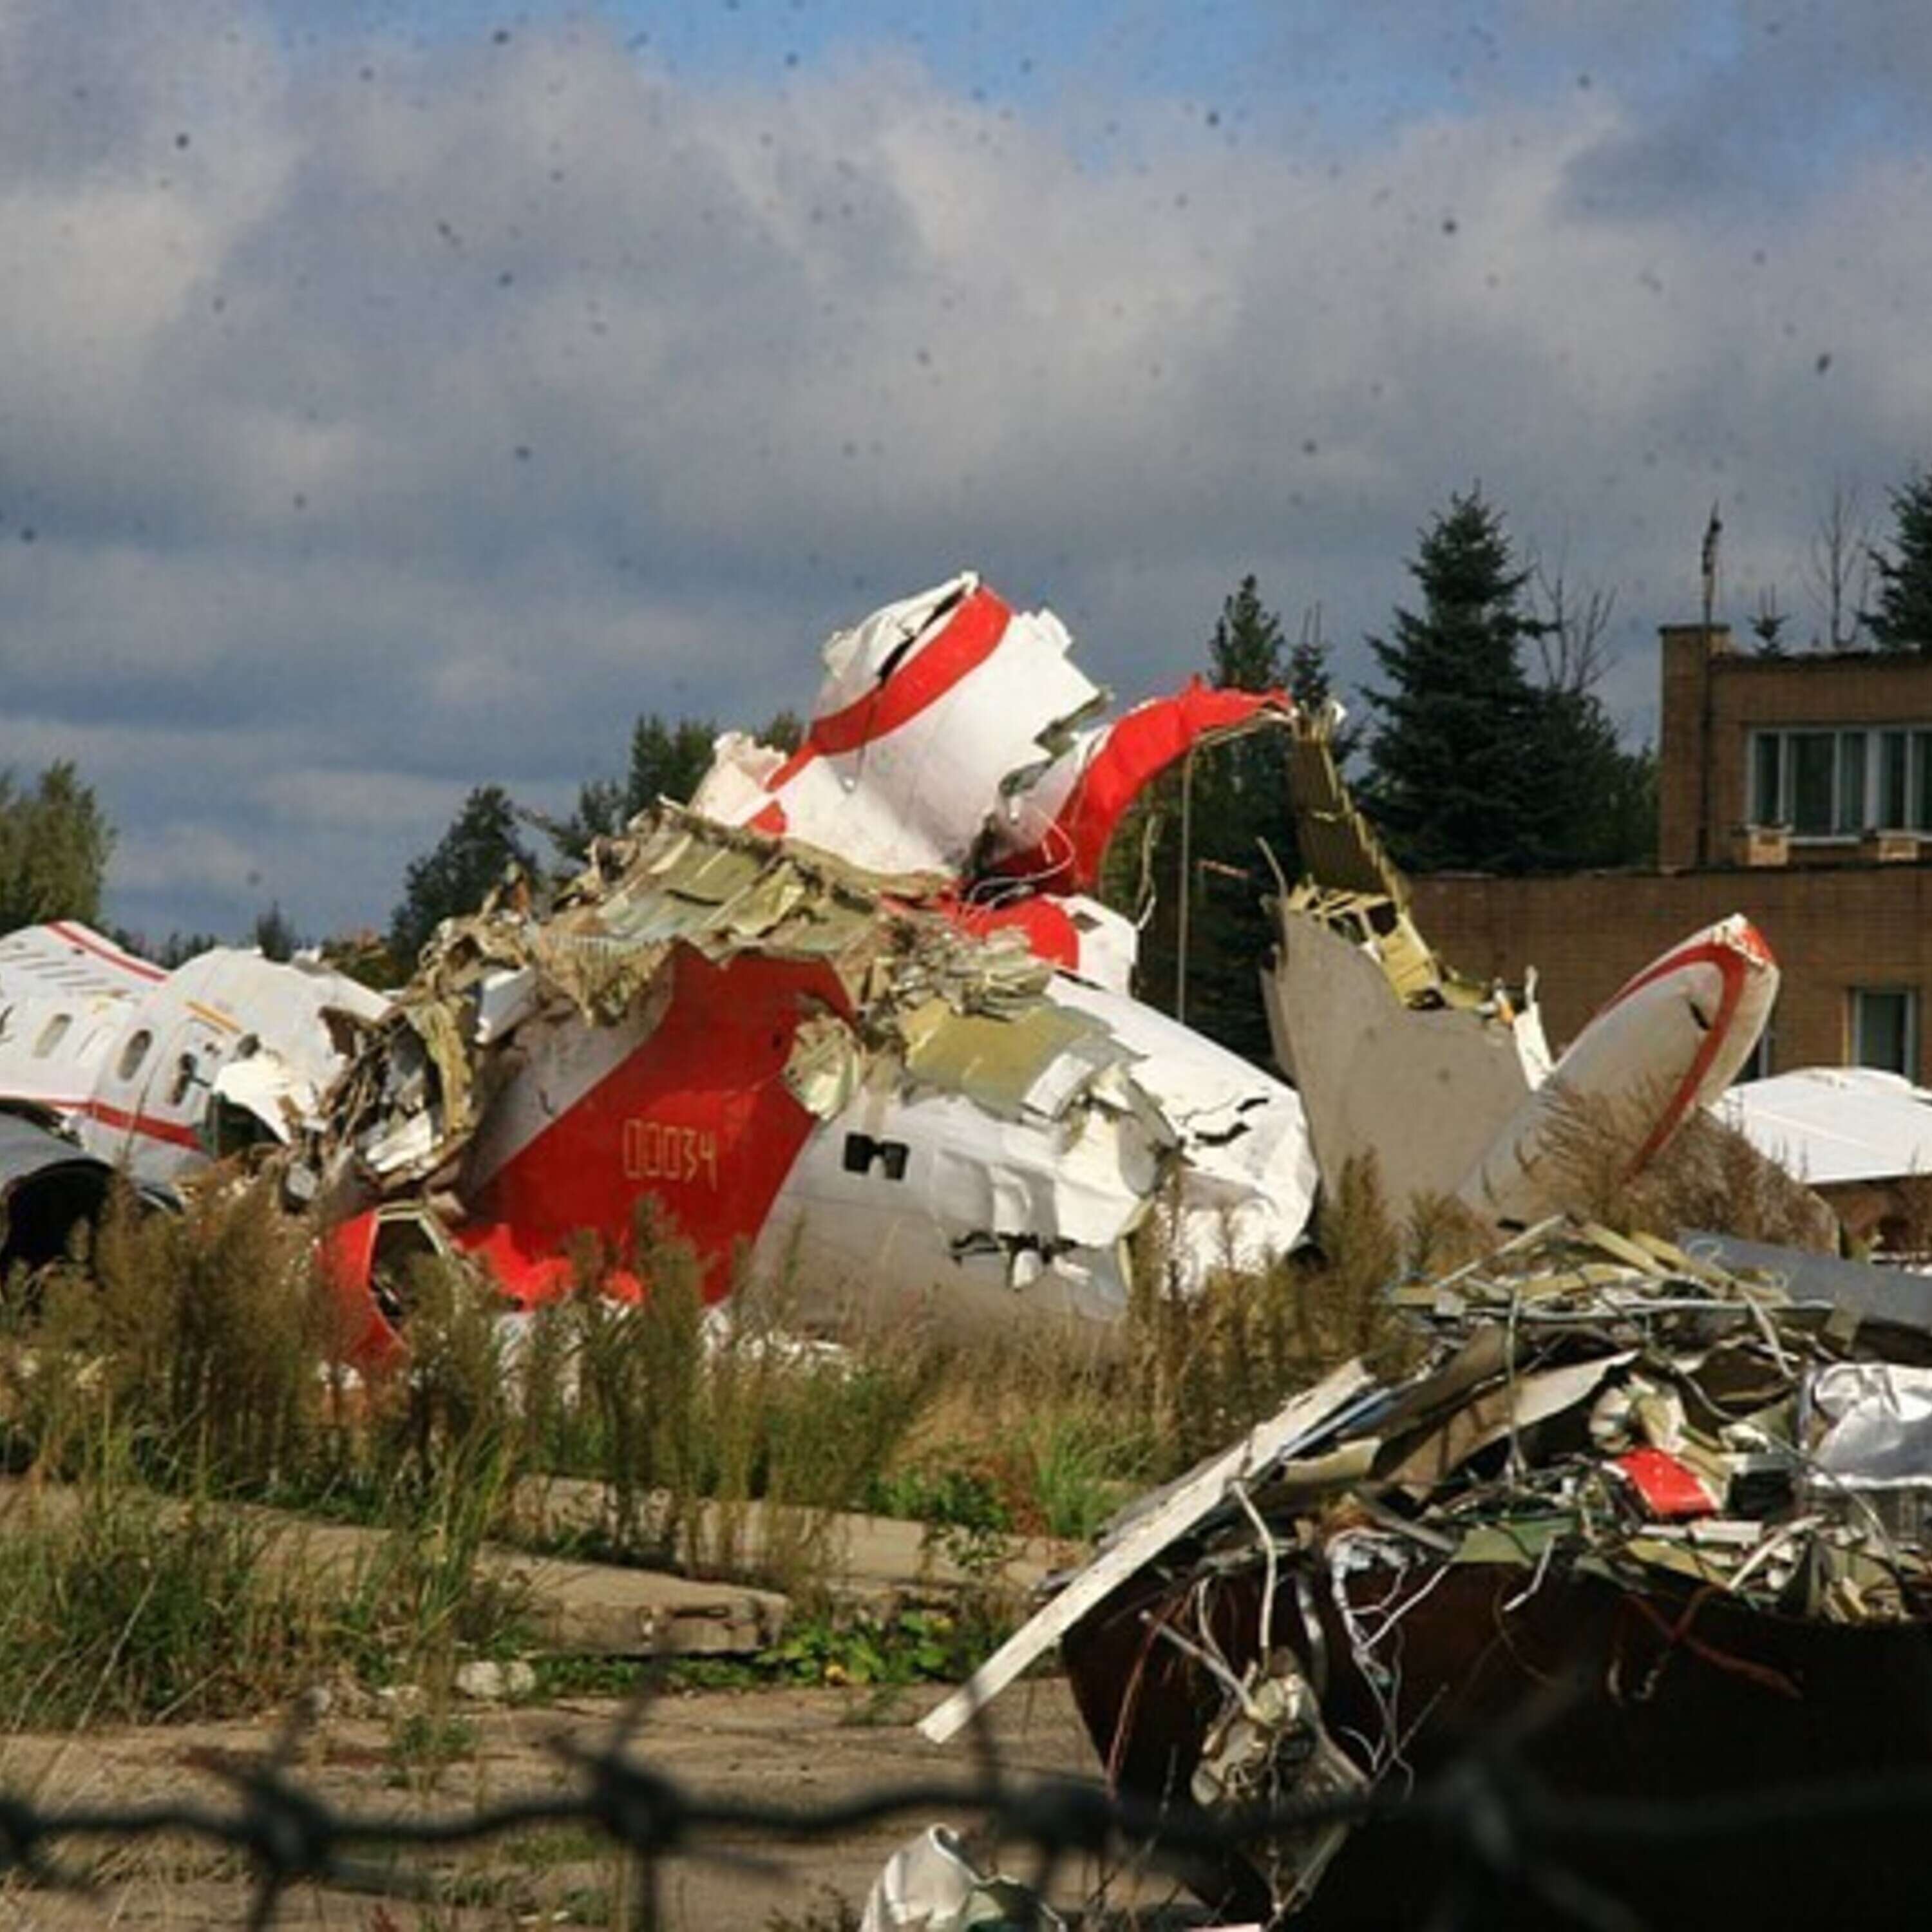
(1, 3, 1928, 944)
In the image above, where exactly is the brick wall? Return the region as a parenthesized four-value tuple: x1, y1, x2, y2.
(1409, 863, 1932, 1079)
(1658, 630, 1932, 866)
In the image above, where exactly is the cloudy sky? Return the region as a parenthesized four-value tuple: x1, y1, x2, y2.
(3, 0, 1929, 945)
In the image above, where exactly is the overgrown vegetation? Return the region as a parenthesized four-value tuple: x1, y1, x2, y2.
(1535, 1079, 1837, 1251)
(0, 1115, 1839, 1734)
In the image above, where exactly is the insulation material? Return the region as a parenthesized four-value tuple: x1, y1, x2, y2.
(1807, 1363, 1932, 1487)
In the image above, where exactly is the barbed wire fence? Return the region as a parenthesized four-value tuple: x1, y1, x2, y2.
(4, 1689, 1932, 1931)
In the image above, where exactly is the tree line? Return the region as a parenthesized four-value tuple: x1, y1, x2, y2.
(17, 462, 1932, 1065)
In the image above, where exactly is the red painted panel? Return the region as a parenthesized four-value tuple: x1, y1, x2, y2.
(1613, 1447, 1719, 1520)
(457, 948, 840, 1305)
(757, 585, 1013, 795)
(939, 895, 1081, 971)
(994, 681, 1293, 892)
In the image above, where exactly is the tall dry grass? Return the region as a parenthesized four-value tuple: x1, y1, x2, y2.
(1533, 1079, 1836, 1249)
(0, 1078, 1844, 1733)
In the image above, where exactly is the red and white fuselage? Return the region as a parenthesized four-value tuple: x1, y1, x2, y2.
(323, 574, 1321, 1356)
(0, 922, 388, 1193)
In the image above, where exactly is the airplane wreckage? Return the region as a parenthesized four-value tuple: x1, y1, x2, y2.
(0, 573, 1790, 1340)
(8, 575, 1932, 1925)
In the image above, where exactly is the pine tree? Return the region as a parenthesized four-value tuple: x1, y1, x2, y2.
(1526, 688, 1656, 867)
(0, 761, 114, 933)
(1866, 467, 1932, 651)
(1363, 491, 1553, 874)
(1108, 576, 1292, 1066)
(388, 784, 536, 966)
(252, 902, 298, 961)
(1285, 606, 1363, 766)
(564, 710, 802, 857)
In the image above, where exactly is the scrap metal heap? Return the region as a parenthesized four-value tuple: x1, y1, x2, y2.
(923, 1219, 1932, 1924)
(299, 800, 1318, 1352)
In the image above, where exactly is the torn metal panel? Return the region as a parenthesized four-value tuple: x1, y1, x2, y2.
(918, 1360, 1374, 1744)
(858, 1826, 1065, 1932)
(1050, 972, 1319, 1278)
(1264, 902, 1546, 1214)
(1806, 1363, 1932, 1487)
(692, 574, 1107, 881)
(896, 999, 1121, 1121)
(312, 802, 1319, 1350)
(0, 923, 387, 1209)
(1275, 704, 1494, 1012)
(1678, 1227, 1932, 1335)
(983, 678, 1298, 895)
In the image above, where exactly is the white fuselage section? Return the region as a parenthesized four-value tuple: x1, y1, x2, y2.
(0, 923, 388, 1191)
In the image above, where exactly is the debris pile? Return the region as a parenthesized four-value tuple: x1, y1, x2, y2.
(922, 1219, 1932, 1922)
(305, 804, 1317, 1350)
(1373, 1220, 1932, 1621)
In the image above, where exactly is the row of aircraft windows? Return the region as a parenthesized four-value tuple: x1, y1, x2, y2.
(32, 1014, 153, 1079)
(30, 1017, 175, 1090)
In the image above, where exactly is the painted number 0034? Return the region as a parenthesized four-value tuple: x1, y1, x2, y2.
(622, 1117, 719, 1189)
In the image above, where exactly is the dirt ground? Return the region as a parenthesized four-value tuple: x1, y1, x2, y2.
(0, 1678, 1204, 1929)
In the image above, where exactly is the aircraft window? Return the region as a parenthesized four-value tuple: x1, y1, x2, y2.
(842, 1132, 908, 1180)
(168, 1054, 198, 1106)
(116, 1029, 153, 1081)
(33, 1014, 71, 1058)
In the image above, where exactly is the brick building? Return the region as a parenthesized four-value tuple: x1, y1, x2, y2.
(1410, 625, 1932, 1081)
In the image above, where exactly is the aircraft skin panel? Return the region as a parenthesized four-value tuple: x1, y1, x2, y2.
(698, 582, 1104, 880)
(0, 922, 166, 998)
(1459, 916, 1779, 1224)
(0, 928, 389, 1196)
(986, 682, 1294, 893)
(459, 947, 844, 1299)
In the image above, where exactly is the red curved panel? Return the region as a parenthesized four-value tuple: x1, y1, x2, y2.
(994, 681, 1294, 893)
(458, 947, 844, 1304)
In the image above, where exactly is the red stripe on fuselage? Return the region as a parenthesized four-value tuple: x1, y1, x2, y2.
(993, 683, 1293, 893)
(0, 1096, 201, 1152)
(1592, 931, 1764, 1168)
(46, 922, 167, 983)
(757, 586, 1012, 795)
(458, 947, 842, 1304)
(79, 1097, 203, 1150)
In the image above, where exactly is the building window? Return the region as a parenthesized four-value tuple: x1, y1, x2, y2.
(1850, 987, 1918, 1077)
(1749, 725, 1932, 837)
(1881, 730, 1909, 826)
(1751, 733, 1781, 824)
(1788, 731, 1832, 831)
(1736, 1003, 1775, 1083)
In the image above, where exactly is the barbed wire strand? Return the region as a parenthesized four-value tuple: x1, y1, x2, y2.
(4, 1701, 1932, 1927)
